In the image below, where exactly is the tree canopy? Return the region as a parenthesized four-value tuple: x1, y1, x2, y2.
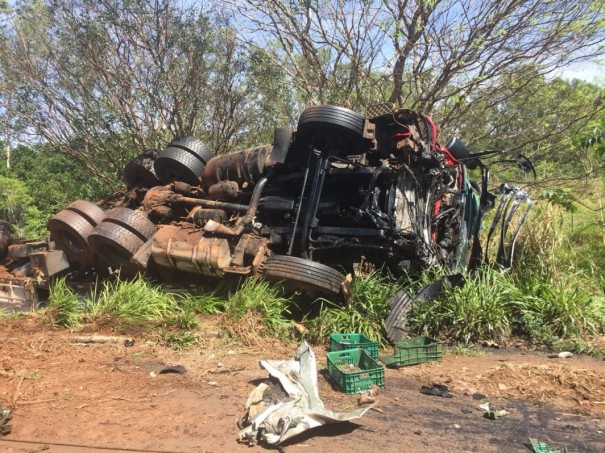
(0, 0, 603, 204)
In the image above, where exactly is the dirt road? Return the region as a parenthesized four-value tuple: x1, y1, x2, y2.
(1, 317, 604, 452)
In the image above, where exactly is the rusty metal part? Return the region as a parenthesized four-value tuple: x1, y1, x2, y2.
(0, 220, 12, 263)
(0, 277, 37, 313)
(175, 196, 249, 212)
(173, 181, 192, 195)
(30, 250, 70, 278)
(229, 234, 265, 267)
(208, 181, 240, 200)
(186, 207, 227, 227)
(203, 174, 271, 237)
(151, 225, 231, 277)
(142, 186, 176, 211)
(131, 239, 153, 269)
(8, 241, 48, 260)
(204, 144, 272, 187)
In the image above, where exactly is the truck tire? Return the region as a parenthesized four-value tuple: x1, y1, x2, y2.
(154, 137, 213, 186)
(295, 105, 367, 156)
(88, 223, 144, 276)
(123, 149, 160, 189)
(168, 137, 214, 165)
(298, 105, 366, 137)
(261, 255, 345, 297)
(48, 200, 105, 265)
(101, 208, 157, 242)
(88, 208, 157, 276)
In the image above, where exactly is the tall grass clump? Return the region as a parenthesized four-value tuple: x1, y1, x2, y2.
(45, 277, 82, 327)
(308, 271, 401, 345)
(411, 268, 518, 345)
(221, 277, 294, 342)
(86, 276, 179, 324)
(512, 268, 605, 342)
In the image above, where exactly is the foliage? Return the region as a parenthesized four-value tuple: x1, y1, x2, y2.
(0, 175, 47, 238)
(411, 268, 517, 345)
(85, 276, 179, 324)
(0, 0, 291, 190)
(45, 277, 81, 327)
(221, 277, 294, 341)
(307, 271, 401, 345)
(409, 265, 605, 348)
(512, 269, 605, 340)
(0, 144, 107, 218)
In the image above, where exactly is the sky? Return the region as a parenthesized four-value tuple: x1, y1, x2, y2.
(557, 61, 603, 84)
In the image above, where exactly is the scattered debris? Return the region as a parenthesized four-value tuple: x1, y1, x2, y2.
(72, 336, 133, 345)
(472, 393, 487, 400)
(124, 339, 135, 347)
(478, 402, 510, 420)
(238, 342, 373, 446)
(419, 383, 453, 398)
(547, 352, 573, 359)
(0, 405, 12, 435)
(149, 371, 157, 378)
(529, 437, 568, 453)
(159, 365, 187, 374)
(483, 340, 500, 349)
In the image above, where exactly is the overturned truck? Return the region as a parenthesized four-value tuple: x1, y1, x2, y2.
(35, 104, 530, 312)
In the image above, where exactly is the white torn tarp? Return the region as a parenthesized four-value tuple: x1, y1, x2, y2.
(237, 341, 374, 445)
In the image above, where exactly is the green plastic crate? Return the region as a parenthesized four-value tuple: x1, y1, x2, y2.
(328, 333, 379, 359)
(381, 336, 442, 367)
(327, 349, 385, 394)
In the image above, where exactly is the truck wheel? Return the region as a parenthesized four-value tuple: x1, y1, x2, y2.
(261, 255, 345, 297)
(88, 208, 157, 276)
(154, 137, 214, 186)
(296, 105, 367, 156)
(123, 149, 160, 189)
(48, 200, 105, 265)
(298, 105, 366, 137)
(102, 208, 157, 241)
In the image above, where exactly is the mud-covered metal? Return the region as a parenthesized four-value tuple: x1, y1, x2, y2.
(151, 225, 231, 277)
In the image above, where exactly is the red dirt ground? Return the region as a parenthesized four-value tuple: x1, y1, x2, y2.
(1, 316, 604, 453)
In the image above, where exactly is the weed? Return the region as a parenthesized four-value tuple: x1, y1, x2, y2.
(45, 277, 81, 327)
(221, 277, 294, 342)
(85, 276, 179, 324)
(411, 268, 517, 345)
(513, 270, 605, 339)
(307, 271, 401, 345)
(178, 292, 226, 315)
(160, 331, 198, 350)
(449, 344, 489, 357)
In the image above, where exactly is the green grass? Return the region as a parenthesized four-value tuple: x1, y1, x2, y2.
(45, 277, 81, 327)
(160, 331, 198, 350)
(411, 268, 517, 345)
(408, 265, 605, 348)
(85, 276, 180, 324)
(307, 271, 402, 345)
(512, 269, 605, 341)
(222, 277, 294, 341)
